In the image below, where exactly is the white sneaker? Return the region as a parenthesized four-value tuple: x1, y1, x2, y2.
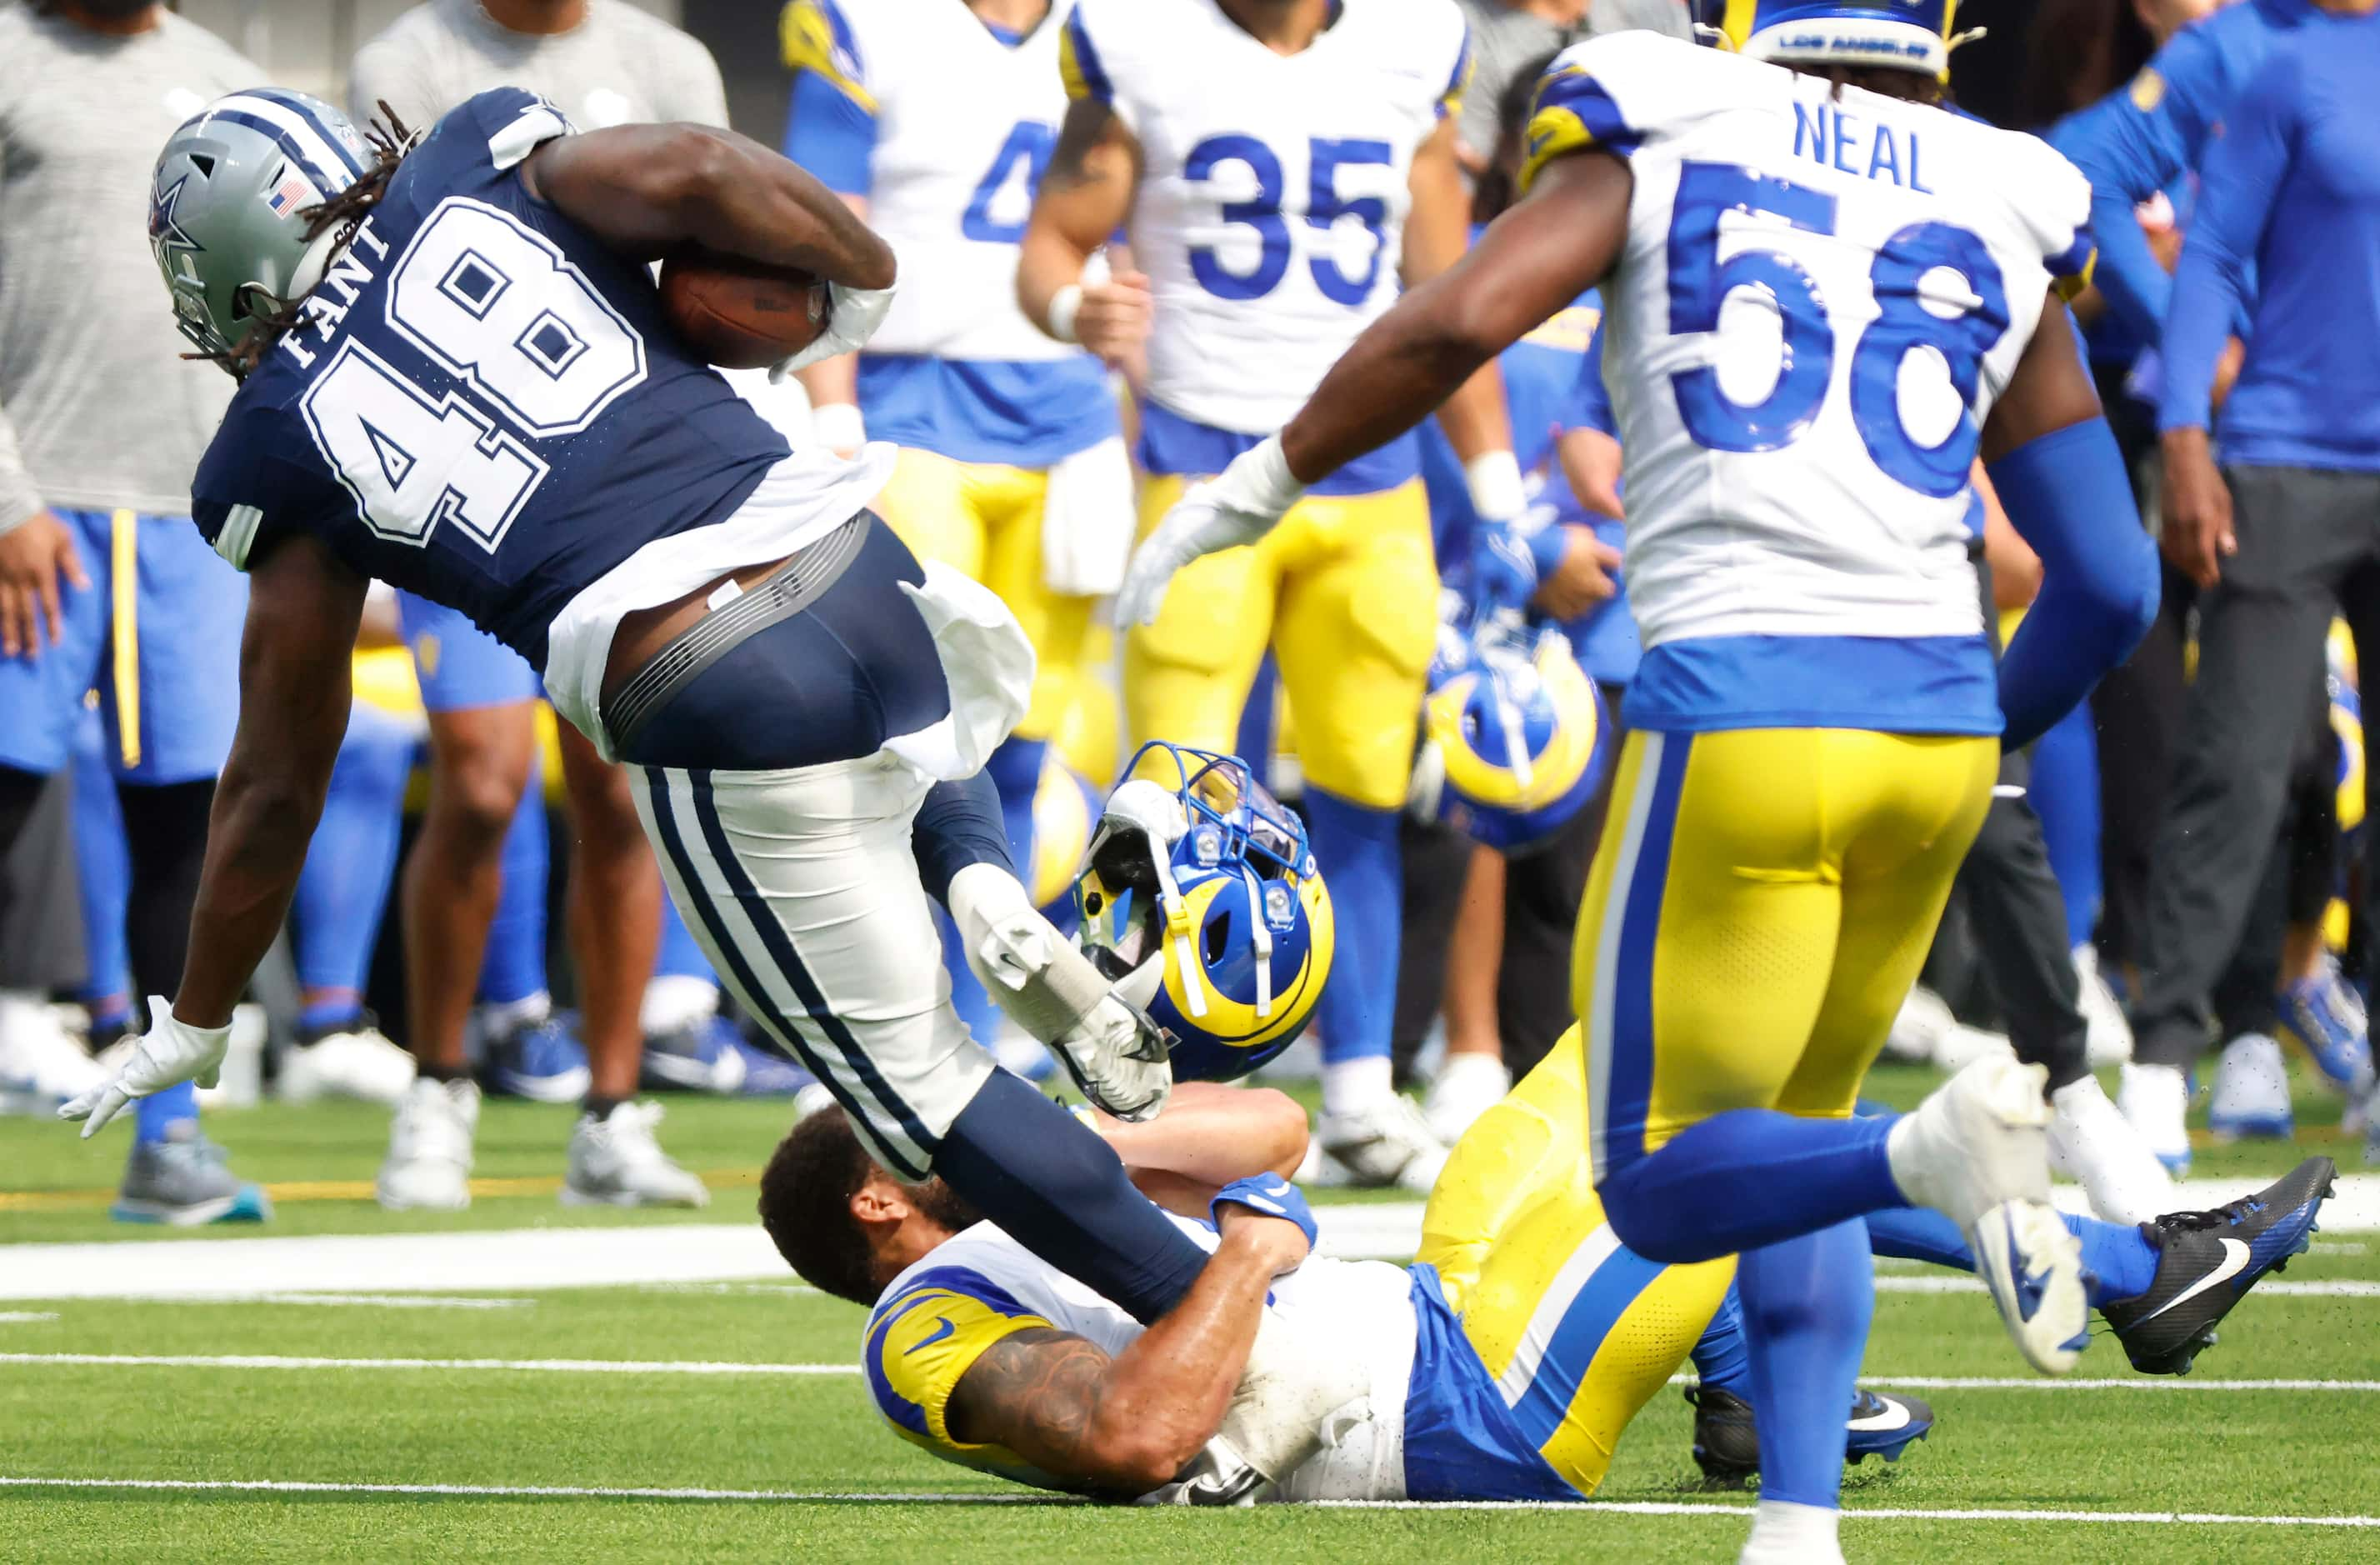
(1318, 1094, 1449, 1193)
(378, 1078, 479, 1211)
(0, 996, 108, 1112)
(280, 1022, 418, 1106)
(2048, 1074, 2175, 1226)
(2073, 946, 2135, 1067)
(1932, 1018, 2017, 1074)
(2118, 1061, 2193, 1177)
(1884, 985, 1957, 1063)
(2208, 1032, 2293, 1141)
(1423, 1052, 1512, 1145)
(563, 1101, 709, 1208)
(1887, 1057, 2087, 1373)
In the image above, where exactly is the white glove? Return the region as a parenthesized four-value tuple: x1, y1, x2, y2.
(771, 273, 898, 379)
(948, 862, 1172, 1121)
(58, 997, 228, 1138)
(1114, 435, 1305, 628)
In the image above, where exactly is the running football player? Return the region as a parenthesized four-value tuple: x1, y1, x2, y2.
(62, 88, 1268, 1383)
(1113, 7, 2164, 1557)
(1017, 0, 1540, 1190)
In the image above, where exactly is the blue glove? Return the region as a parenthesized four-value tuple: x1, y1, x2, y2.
(1210, 1172, 1318, 1250)
(1469, 518, 1542, 615)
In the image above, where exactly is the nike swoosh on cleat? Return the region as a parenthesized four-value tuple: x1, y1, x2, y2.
(1848, 1402, 1913, 1432)
(2133, 1238, 2251, 1325)
(2008, 1226, 2047, 1322)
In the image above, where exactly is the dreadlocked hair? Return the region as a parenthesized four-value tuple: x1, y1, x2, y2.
(197, 102, 416, 378)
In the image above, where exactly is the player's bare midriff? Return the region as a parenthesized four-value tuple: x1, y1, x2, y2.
(600, 553, 797, 703)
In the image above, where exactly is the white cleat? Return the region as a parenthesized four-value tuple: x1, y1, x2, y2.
(563, 1100, 709, 1208)
(1969, 1199, 2091, 1375)
(1319, 1094, 1450, 1193)
(2073, 945, 2135, 1067)
(1423, 1052, 1512, 1145)
(1931, 1019, 2017, 1075)
(2048, 1074, 2175, 1226)
(0, 996, 108, 1113)
(1888, 1057, 2085, 1374)
(1883, 984, 1957, 1063)
(2118, 1061, 2194, 1178)
(378, 1077, 479, 1212)
(280, 1023, 418, 1106)
(2208, 1032, 2294, 1141)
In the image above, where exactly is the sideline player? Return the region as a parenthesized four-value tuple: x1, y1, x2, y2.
(0, 0, 268, 1222)
(346, 0, 738, 1208)
(766, 1067, 2326, 1501)
(1018, 0, 1539, 1189)
(1113, 8, 2164, 1557)
(63, 90, 1340, 1442)
(779, 0, 1133, 1050)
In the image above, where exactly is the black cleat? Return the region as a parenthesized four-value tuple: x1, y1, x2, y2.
(2102, 1155, 2336, 1375)
(1686, 1384, 1935, 1488)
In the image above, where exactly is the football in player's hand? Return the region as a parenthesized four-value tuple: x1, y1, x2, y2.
(658, 249, 828, 370)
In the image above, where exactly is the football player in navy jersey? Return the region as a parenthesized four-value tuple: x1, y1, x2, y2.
(62, 88, 1256, 1382)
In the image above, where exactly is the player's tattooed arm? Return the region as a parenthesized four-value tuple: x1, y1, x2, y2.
(1018, 100, 1148, 359)
(522, 123, 893, 290)
(174, 534, 368, 1027)
(944, 1209, 1308, 1495)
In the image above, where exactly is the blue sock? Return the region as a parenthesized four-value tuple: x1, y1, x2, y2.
(1600, 1110, 1908, 1265)
(1302, 788, 1400, 1067)
(1740, 1219, 1873, 1510)
(654, 895, 716, 981)
(1864, 1205, 2158, 1312)
(68, 727, 132, 1005)
(292, 711, 410, 1001)
(298, 998, 365, 1033)
(133, 1079, 198, 1145)
(2030, 701, 2103, 949)
(983, 737, 1045, 868)
(476, 758, 549, 1007)
(1690, 1282, 1754, 1398)
(932, 1068, 1209, 1324)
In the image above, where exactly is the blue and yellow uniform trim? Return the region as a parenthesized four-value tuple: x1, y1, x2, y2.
(1416, 1027, 1734, 1497)
(1058, 4, 1112, 105)
(1519, 62, 1640, 193)
(780, 0, 874, 111)
(1573, 728, 1995, 1186)
(864, 1266, 1058, 1485)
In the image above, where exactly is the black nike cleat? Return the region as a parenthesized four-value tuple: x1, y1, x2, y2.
(1685, 1384, 1936, 1488)
(2102, 1155, 2336, 1375)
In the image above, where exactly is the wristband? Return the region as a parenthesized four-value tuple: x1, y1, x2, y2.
(1046, 282, 1083, 344)
(810, 402, 865, 452)
(1463, 449, 1527, 522)
(1214, 434, 1308, 519)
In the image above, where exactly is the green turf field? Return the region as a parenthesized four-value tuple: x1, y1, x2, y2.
(3, 1062, 2375, 1562)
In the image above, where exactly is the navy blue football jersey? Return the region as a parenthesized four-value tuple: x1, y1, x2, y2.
(191, 89, 791, 668)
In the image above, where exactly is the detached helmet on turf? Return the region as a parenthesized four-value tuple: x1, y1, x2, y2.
(1073, 744, 1334, 1082)
(1413, 616, 1612, 852)
(149, 89, 374, 370)
(1702, 0, 1962, 78)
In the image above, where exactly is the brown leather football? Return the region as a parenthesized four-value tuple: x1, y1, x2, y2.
(657, 249, 829, 370)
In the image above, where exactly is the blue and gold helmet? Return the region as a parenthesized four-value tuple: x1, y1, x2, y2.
(1704, 0, 1961, 78)
(1073, 744, 1334, 1082)
(1414, 618, 1612, 852)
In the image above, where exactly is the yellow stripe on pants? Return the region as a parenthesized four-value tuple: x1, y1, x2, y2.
(111, 509, 140, 769)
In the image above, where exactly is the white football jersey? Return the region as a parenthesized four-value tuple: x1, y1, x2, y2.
(864, 1216, 1417, 1497)
(1528, 32, 2093, 653)
(788, 0, 1082, 362)
(1062, 0, 1470, 432)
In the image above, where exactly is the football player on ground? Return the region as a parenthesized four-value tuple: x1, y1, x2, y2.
(1113, 5, 2174, 1556)
(779, 0, 1135, 1055)
(54, 88, 1374, 1456)
(1018, 0, 1542, 1191)
(344, 0, 742, 1209)
(765, 1054, 2329, 1502)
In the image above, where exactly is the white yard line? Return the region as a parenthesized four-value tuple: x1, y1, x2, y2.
(0, 1312, 57, 1323)
(0, 1352, 857, 1375)
(5, 1352, 2372, 1392)
(1873, 1276, 2380, 1299)
(1, 1476, 2373, 1527)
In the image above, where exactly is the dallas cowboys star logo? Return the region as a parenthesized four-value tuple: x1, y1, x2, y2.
(149, 173, 202, 260)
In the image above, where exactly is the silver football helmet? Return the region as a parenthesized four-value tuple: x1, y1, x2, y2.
(149, 88, 372, 371)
